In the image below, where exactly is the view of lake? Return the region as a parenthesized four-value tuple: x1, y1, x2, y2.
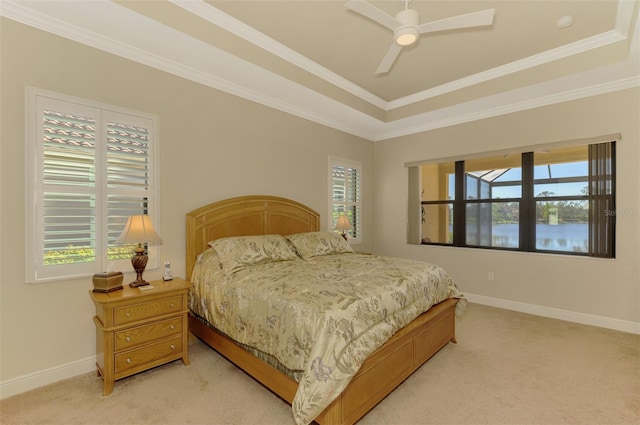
(490, 223, 588, 252)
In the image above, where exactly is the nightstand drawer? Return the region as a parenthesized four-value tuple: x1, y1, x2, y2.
(115, 335, 183, 374)
(114, 296, 182, 325)
(115, 316, 183, 351)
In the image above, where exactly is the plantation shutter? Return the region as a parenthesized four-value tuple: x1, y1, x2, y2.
(104, 114, 154, 260)
(40, 103, 99, 272)
(27, 90, 158, 282)
(330, 159, 361, 242)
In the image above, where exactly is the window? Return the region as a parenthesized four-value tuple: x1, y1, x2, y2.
(464, 155, 522, 249)
(419, 161, 455, 244)
(26, 88, 159, 282)
(533, 147, 589, 253)
(410, 141, 615, 258)
(329, 157, 361, 244)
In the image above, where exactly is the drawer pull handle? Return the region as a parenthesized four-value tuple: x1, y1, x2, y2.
(126, 312, 130, 318)
(125, 336, 131, 342)
(170, 344, 176, 350)
(170, 303, 175, 308)
(126, 358, 132, 364)
(170, 325, 175, 330)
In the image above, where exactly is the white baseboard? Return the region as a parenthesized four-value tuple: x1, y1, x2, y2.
(465, 293, 640, 335)
(0, 355, 96, 400)
(2, 296, 638, 400)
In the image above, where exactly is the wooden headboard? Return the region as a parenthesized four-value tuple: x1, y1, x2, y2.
(185, 195, 320, 280)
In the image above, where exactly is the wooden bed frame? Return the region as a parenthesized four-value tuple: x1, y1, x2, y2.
(186, 195, 458, 425)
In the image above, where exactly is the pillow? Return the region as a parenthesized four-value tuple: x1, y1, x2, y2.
(208, 234, 299, 275)
(286, 231, 354, 260)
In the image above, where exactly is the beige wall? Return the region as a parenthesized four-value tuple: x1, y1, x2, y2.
(373, 88, 640, 324)
(0, 19, 372, 385)
(2, 16, 638, 396)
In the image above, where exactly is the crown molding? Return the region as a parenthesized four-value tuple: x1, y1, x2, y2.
(387, 30, 627, 110)
(0, 0, 383, 140)
(1, 0, 638, 143)
(169, 0, 389, 110)
(375, 73, 640, 141)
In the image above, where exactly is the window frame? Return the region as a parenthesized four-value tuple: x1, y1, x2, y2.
(328, 156, 362, 245)
(25, 87, 160, 283)
(412, 141, 616, 258)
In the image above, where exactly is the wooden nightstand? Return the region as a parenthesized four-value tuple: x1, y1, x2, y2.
(89, 277, 192, 395)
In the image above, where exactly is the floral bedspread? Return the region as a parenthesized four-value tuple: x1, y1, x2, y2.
(190, 249, 465, 425)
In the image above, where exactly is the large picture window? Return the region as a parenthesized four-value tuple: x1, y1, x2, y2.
(26, 88, 159, 282)
(411, 141, 615, 258)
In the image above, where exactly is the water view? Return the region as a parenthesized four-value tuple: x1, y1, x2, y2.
(490, 222, 588, 252)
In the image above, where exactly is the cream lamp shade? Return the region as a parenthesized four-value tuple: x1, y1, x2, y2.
(116, 215, 162, 287)
(116, 215, 163, 245)
(334, 214, 353, 240)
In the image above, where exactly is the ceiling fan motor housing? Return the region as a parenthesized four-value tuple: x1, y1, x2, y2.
(394, 9, 419, 46)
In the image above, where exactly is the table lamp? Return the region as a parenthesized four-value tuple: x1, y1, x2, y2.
(115, 215, 163, 287)
(334, 214, 353, 240)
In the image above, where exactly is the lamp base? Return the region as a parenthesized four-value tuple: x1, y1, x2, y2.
(129, 279, 150, 288)
(129, 246, 150, 288)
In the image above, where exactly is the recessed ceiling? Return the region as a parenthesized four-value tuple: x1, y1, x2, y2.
(210, 0, 619, 100)
(2, 0, 639, 141)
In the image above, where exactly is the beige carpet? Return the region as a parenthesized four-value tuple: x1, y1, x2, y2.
(2, 303, 639, 425)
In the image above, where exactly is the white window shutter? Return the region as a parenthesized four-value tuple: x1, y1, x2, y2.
(26, 89, 159, 282)
(329, 157, 362, 244)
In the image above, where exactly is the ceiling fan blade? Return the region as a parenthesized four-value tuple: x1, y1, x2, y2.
(417, 8, 495, 34)
(345, 0, 401, 32)
(375, 43, 403, 75)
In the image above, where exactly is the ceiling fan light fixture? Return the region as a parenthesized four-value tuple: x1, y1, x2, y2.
(395, 26, 419, 46)
(346, 0, 496, 74)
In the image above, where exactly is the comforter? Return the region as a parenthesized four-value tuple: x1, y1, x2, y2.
(190, 249, 464, 424)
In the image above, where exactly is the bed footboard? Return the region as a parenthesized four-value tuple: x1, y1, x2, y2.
(315, 298, 457, 425)
(190, 298, 458, 425)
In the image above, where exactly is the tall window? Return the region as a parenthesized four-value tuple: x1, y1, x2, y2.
(464, 155, 522, 249)
(329, 157, 361, 244)
(26, 88, 159, 282)
(411, 141, 615, 258)
(532, 147, 590, 253)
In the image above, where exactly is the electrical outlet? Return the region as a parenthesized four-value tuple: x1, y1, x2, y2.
(487, 272, 495, 281)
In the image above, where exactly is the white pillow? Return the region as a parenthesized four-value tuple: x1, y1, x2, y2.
(286, 231, 354, 260)
(208, 234, 299, 275)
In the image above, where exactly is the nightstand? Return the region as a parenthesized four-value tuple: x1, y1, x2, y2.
(89, 277, 192, 395)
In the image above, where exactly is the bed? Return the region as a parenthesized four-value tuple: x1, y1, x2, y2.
(186, 195, 464, 425)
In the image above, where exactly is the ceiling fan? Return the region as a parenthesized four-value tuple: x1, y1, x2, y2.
(345, 0, 495, 74)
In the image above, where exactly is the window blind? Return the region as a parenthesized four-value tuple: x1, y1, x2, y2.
(42, 109, 98, 265)
(105, 119, 153, 259)
(330, 159, 361, 241)
(27, 89, 159, 282)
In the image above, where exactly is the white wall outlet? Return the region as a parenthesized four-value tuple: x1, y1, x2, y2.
(487, 272, 495, 281)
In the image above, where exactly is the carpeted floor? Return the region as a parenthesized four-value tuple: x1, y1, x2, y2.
(1, 303, 639, 425)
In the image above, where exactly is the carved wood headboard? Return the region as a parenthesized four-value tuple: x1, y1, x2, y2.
(185, 195, 320, 280)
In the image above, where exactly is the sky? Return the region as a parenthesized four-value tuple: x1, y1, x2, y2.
(447, 161, 589, 199)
